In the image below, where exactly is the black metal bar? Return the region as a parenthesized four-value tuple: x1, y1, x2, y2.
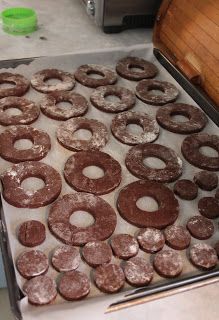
(0, 197, 23, 320)
(153, 48, 219, 127)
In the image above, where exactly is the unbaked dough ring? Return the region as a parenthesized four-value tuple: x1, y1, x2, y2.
(48, 193, 117, 246)
(1, 161, 62, 208)
(31, 69, 75, 93)
(64, 150, 121, 195)
(117, 180, 179, 229)
(125, 143, 183, 183)
(0, 125, 51, 163)
(0, 72, 30, 98)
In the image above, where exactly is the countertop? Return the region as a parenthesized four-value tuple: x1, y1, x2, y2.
(0, 1, 218, 319)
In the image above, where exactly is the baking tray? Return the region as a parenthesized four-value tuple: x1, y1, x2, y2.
(0, 44, 219, 320)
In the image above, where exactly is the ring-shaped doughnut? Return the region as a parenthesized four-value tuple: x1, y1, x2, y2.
(0, 72, 30, 98)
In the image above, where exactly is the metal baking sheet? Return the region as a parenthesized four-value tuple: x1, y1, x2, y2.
(0, 44, 219, 319)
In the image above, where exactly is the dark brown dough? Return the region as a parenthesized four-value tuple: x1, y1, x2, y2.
(137, 228, 165, 253)
(117, 180, 179, 229)
(48, 193, 117, 246)
(90, 85, 136, 113)
(190, 243, 218, 270)
(123, 257, 154, 287)
(110, 234, 139, 260)
(194, 171, 218, 191)
(198, 197, 219, 219)
(181, 133, 219, 171)
(153, 249, 183, 278)
(16, 250, 49, 279)
(216, 189, 219, 200)
(0, 96, 40, 126)
(173, 179, 198, 200)
(40, 90, 88, 120)
(23, 275, 57, 305)
(136, 79, 179, 106)
(186, 216, 214, 240)
(164, 225, 191, 250)
(82, 241, 112, 267)
(74, 64, 117, 88)
(51, 245, 80, 272)
(64, 151, 121, 195)
(111, 111, 159, 145)
(0, 125, 51, 163)
(31, 68, 75, 93)
(214, 241, 219, 257)
(116, 56, 158, 81)
(94, 264, 125, 293)
(56, 117, 108, 151)
(59, 270, 90, 301)
(125, 143, 182, 183)
(156, 103, 208, 134)
(1, 161, 62, 208)
(0, 72, 30, 98)
(18, 220, 46, 247)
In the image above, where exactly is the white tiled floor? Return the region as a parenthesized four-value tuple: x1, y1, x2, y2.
(0, 288, 13, 320)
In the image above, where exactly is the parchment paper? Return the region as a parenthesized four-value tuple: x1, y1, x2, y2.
(0, 44, 219, 319)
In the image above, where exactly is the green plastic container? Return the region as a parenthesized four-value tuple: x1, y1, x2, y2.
(1, 7, 37, 35)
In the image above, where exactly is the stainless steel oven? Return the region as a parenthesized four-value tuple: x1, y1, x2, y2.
(82, 0, 162, 33)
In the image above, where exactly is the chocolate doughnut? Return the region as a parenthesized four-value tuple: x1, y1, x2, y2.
(173, 179, 198, 200)
(181, 133, 219, 171)
(94, 264, 125, 293)
(0, 125, 51, 163)
(18, 220, 46, 247)
(51, 245, 80, 272)
(59, 270, 90, 301)
(110, 234, 139, 260)
(111, 111, 159, 145)
(48, 193, 117, 246)
(0, 96, 40, 126)
(186, 216, 214, 240)
(64, 151, 121, 195)
(74, 64, 117, 88)
(56, 117, 108, 151)
(16, 250, 49, 279)
(0, 72, 30, 98)
(40, 91, 88, 120)
(193, 171, 218, 191)
(125, 143, 182, 183)
(137, 228, 165, 253)
(156, 103, 208, 134)
(190, 243, 218, 270)
(117, 180, 179, 229)
(90, 85, 136, 113)
(136, 79, 179, 106)
(123, 257, 154, 287)
(153, 249, 183, 278)
(23, 275, 57, 305)
(82, 241, 112, 267)
(164, 225, 191, 250)
(1, 161, 62, 208)
(116, 56, 158, 81)
(198, 197, 219, 219)
(214, 241, 219, 257)
(31, 68, 75, 93)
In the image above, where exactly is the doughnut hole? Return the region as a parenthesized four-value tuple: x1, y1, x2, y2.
(86, 71, 104, 79)
(0, 81, 16, 89)
(83, 166, 105, 179)
(70, 210, 95, 227)
(199, 146, 219, 158)
(128, 64, 145, 72)
(170, 111, 190, 123)
(136, 196, 159, 212)
(56, 101, 73, 111)
(104, 94, 121, 104)
(44, 77, 63, 85)
(147, 84, 165, 96)
(21, 177, 45, 193)
(3, 106, 22, 116)
(143, 156, 166, 169)
(72, 128, 92, 140)
(126, 120, 144, 135)
(14, 138, 33, 150)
